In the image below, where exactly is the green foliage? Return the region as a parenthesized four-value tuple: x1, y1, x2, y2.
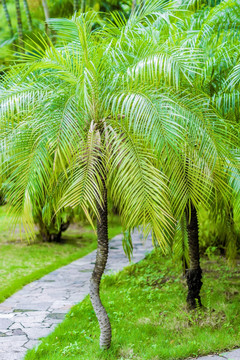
(0, 0, 239, 262)
(198, 205, 240, 260)
(1, 4, 196, 250)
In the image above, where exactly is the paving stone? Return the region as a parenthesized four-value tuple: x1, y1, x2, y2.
(190, 357, 224, 360)
(48, 300, 73, 310)
(0, 351, 27, 360)
(9, 323, 25, 330)
(221, 349, 240, 359)
(14, 312, 48, 323)
(24, 339, 40, 349)
(0, 335, 28, 342)
(12, 353, 28, 360)
(13, 302, 52, 311)
(0, 318, 13, 330)
(25, 321, 53, 328)
(23, 327, 54, 340)
(0, 313, 15, 319)
(46, 313, 66, 320)
(14, 329, 27, 336)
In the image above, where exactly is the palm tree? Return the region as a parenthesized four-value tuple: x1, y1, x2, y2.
(131, 0, 137, 11)
(195, 0, 240, 265)
(15, 0, 24, 50)
(153, 0, 240, 307)
(0, 6, 179, 348)
(34, 205, 72, 242)
(23, 0, 33, 31)
(104, 2, 238, 309)
(81, 0, 85, 12)
(74, 0, 80, 12)
(1, 0, 14, 39)
(0, 2, 238, 347)
(41, 0, 50, 34)
(185, 202, 202, 307)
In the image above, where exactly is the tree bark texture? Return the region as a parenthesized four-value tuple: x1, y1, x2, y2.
(23, 0, 33, 31)
(89, 180, 112, 349)
(0, 191, 6, 206)
(2, 0, 14, 38)
(15, 0, 24, 50)
(185, 203, 202, 309)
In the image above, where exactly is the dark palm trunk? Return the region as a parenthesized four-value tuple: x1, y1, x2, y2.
(185, 203, 202, 309)
(23, 0, 33, 31)
(15, 0, 24, 51)
(73, 0, 80, 12)
(181, 216, 189, 275)
(2, 0, 14, 38)
(182, 257, 188, 276)
(89, 179, 112, 349)
(0, 190, 6, 206)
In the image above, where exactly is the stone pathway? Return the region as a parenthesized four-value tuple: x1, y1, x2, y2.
(192, 350, 240, 360)
(0, 231, 239, 360)
(0, 231, 153, 360)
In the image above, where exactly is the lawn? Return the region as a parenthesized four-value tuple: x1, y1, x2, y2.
(0, 206, 122, 303)
(25, 250, 240, 360)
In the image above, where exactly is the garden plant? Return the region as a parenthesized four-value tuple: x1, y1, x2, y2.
(0, 0, 239, 356)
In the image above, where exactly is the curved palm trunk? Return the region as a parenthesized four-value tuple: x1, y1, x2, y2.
(15, 0, 24, 51)
(90, 180, 112, 349)
(185, 203, 202, 309)
(2, 0, 14, 38)
(23, 0, 33, 31)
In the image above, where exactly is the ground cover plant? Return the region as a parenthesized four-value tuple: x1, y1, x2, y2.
(25, 250, 240, 360)
(0, 207, 121, 302)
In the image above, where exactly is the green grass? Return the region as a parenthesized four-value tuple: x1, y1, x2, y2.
(25, 251, 240, 360)
(0, 206, 122, 303)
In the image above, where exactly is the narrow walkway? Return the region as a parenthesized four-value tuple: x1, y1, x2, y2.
(0, 231, 153, 360)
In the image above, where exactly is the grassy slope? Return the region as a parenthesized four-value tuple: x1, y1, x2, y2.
(0, 207, 122, 302)
(25, 251, 240, 360)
